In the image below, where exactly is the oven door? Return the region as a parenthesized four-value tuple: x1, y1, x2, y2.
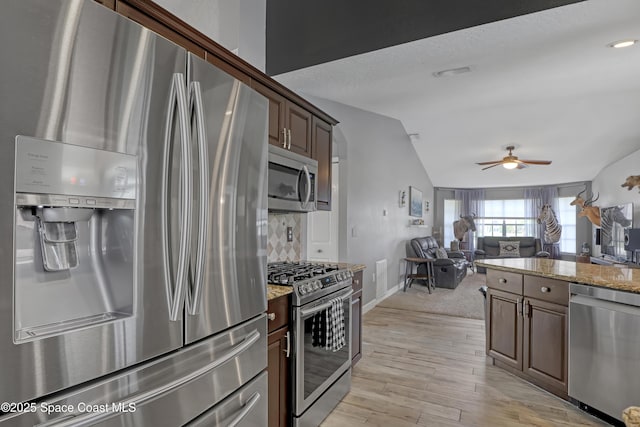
(294, 287, 352, 415)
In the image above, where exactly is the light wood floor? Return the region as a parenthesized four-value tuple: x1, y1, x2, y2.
(321, 306, 609, 427)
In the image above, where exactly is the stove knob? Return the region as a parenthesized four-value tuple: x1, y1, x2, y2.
(298, 286, 306, 295)
(314, 280, 322, 290)
(338, 272, 345, 281)
(347, 270, 353, 278)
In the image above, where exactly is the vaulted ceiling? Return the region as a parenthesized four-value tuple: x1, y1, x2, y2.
(269, 0, 640, 188)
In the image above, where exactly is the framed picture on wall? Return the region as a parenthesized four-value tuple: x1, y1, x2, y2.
(409, 186, 423, 217)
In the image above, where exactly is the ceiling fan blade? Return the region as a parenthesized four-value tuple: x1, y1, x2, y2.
(481, 163, 502, 170)
(476, 160, 503, 165)
(519, 160, 552, 165)
(516, 163, 528, 169)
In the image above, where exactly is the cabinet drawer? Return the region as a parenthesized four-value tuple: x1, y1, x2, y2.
(524, 275, 569, 305)
(487, 269, 523, 294)
(267, 294, 290, 333)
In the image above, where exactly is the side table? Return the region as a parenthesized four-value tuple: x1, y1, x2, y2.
(404, 257, 435, 293)
(461, 250, 475, 273)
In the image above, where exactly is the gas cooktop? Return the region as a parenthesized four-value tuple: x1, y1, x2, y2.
(267, 261, 353, 305)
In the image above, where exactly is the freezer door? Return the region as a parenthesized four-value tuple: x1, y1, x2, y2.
(185, 54, 269, 343)
(0, 316, 267, 427)
(0, 0, 186, 403)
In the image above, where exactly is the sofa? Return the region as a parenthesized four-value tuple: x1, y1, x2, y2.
(474, 236, 549, 273)
(408, 236, 469, 289)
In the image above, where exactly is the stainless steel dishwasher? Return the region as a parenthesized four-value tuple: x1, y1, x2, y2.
(569, 283, 640, 422)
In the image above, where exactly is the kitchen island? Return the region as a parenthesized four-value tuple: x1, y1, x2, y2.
(477, 257, 640, 422)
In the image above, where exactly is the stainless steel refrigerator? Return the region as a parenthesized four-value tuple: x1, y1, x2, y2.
(0, 1, 269, 425)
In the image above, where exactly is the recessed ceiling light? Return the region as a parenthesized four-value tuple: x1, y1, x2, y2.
(608, 39, 637, 49)
(433, 66, 472, 78)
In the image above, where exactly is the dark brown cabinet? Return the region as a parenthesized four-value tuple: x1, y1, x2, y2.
(351, 270, 363, 366)
(485, 269, 568, 398)
(252, 83, 313, 158)
(486, 288, 523, 370)
(267, 294, 291, 427)
(312, 117, 333, 211)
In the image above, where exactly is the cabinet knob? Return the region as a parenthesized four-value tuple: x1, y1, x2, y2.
(267, 312, 276, 321)
(499, 278, 507, 284)
(541, 286, 551, 293)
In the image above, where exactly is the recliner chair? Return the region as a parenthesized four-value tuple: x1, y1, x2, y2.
(408, 236, 469, 289)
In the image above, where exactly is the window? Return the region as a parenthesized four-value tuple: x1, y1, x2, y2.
(476, 199, 536, 239)
(443, 196, 576, 251)
(557, 196, 577, 253)
(443, 199, 459, 246)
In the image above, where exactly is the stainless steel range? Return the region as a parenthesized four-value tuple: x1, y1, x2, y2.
(268, 262, 353, 427)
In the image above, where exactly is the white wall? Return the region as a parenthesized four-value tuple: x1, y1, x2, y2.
(591, 147, 640, 256)
(307, 96, 434, 306)
(154, 0, 266, 71)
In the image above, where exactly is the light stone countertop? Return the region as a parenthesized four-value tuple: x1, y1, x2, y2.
(267, 285, 293, 301)
(476, 258, 640, 294)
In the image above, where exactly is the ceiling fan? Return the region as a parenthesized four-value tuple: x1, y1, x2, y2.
(476, 145, 552, 170)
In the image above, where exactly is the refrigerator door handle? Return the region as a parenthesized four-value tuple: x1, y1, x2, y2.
(37, 330, 262, 427)
(161, 73, 193, 322)
(227, 392, 261, 427)
(187, 81, 209, 316)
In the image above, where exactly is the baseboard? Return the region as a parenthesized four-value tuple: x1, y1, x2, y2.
(362, 281, 402, 314)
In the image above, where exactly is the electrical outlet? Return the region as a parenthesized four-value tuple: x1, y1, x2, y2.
(286, 227, 293, 242)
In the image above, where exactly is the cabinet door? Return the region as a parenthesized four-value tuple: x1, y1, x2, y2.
(523, 298, 568, 394)
(486, 289, 523, 370)
(286, 101, 312, 157)
(312, 116, 333, 211)
(252, 83, 286, 149)
(267, 327, 290, 427)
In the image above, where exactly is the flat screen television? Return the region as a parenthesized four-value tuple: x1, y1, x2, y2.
(600, 203, 633, 259)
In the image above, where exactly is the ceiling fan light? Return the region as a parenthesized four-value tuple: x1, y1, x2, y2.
(503, 161, 518, 170)
(608, 39, 637, 49)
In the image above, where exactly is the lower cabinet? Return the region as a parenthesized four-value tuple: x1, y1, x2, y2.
(351, 270, 363, 366)
(267, 294, 291, 427)
(486, 269, 568, 398)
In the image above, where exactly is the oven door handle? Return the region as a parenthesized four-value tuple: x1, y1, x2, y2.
(299, 290, 353, 317)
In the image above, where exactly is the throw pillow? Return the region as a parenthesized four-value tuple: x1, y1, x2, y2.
(435, 248, 449, 259)
(499, 241, 520, 257)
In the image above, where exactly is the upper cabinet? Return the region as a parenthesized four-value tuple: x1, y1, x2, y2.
(312, 117, 332, 211)
(252, 83, 312, 158)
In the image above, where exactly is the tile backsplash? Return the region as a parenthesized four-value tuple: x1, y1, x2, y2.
(268, 213, 302, 262)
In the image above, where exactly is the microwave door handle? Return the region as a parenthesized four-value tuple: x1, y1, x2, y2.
(301, 165, 311, 209)
(187, 81, 208, 316)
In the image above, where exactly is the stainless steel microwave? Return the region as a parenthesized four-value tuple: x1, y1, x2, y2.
(268, 145, 317, 212)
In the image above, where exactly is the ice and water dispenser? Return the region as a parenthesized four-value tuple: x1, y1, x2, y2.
(14, 136, 137, 342)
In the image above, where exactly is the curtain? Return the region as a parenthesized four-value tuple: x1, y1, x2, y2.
(524, 186, 560, 257)
(454, 189, 485, 253)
